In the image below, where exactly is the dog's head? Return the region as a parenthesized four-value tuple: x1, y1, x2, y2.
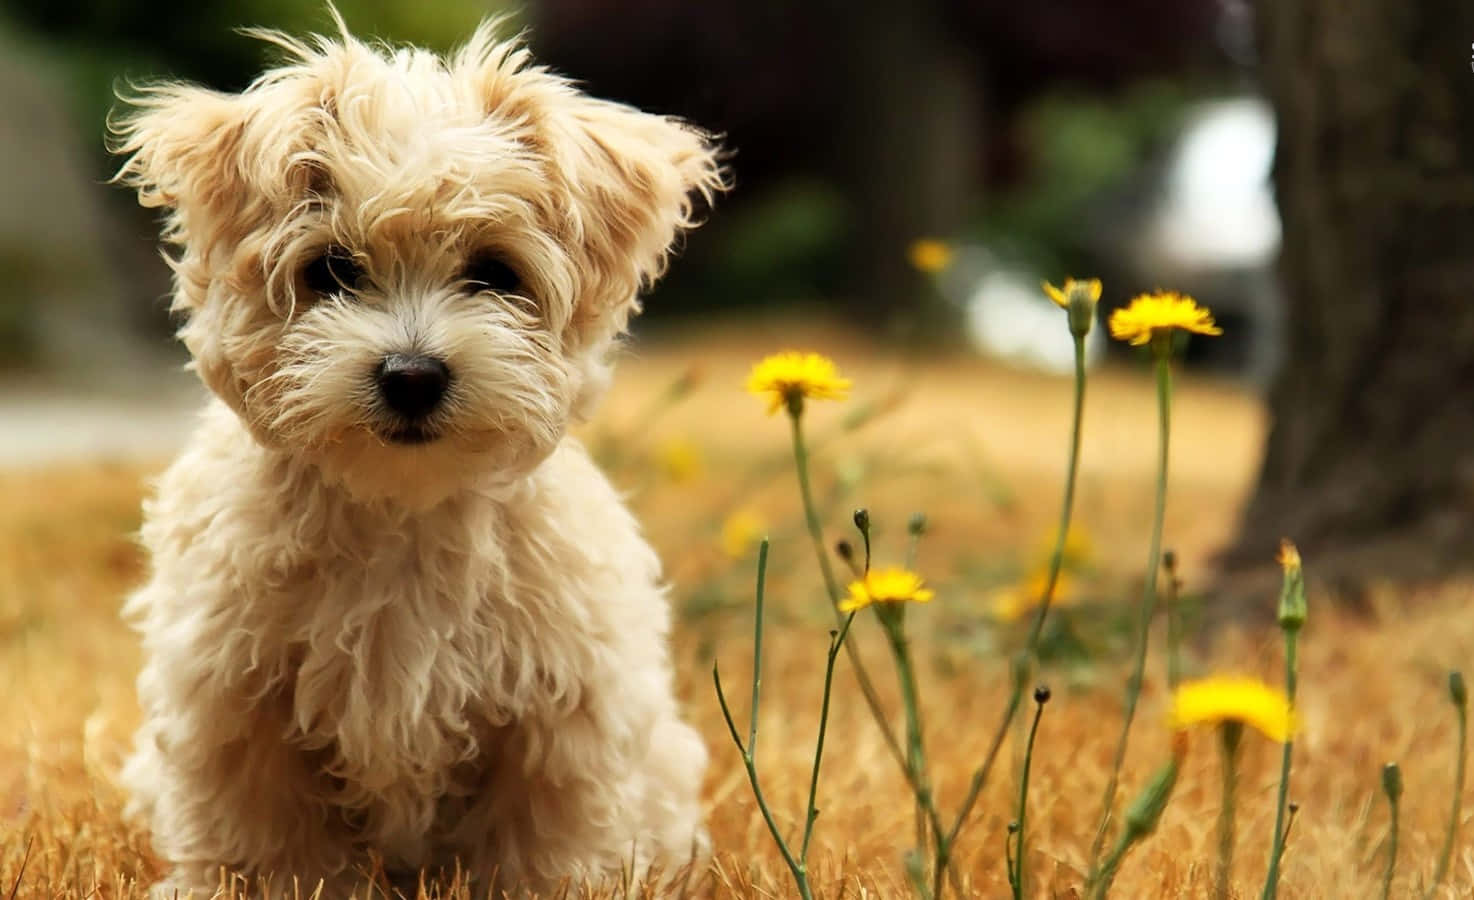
(112, 16, 723, 503)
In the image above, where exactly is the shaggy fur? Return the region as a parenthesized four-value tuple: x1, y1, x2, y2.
(110, 14, 723, 898)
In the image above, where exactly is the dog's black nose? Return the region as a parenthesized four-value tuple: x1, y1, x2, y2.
(376, 354, 450, 419)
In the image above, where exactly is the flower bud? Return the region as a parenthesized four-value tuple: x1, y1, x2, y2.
(1451, 670, 1467, 710)
(1276, 538, 1306, 631)
(1382, 762, 1403, 803)
(1043, 278, 1101, 339)
(1124, 758, 1180, 838)
(907, 512, 928, 537)
(1066, 285, 1099, 339)
(852, 508, 871, 535)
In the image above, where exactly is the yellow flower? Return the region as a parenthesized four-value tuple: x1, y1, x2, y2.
(720, 508, 767, 559)
(1041, 277, 1102, 309)
(1108, 291, 1223, 346)
(1036, 527, 1092, 570)
(907, 239, 953, 274)
(746, 351, 852, 416)
(840, 566, 935, 613)
(1276, 538, 1301, 574)
(656, 437, 703, 483)
(990, 570, 1075, 623)
(1168, 676, 1295, 743)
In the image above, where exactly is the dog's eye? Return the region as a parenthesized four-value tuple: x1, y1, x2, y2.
(462, 253, 521, 295)
(303, 245, 365, 297)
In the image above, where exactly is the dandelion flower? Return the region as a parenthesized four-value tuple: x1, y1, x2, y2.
(1035, 527, 1092, 570)
(746, 351, 851, 416)
(990, 570, 1076, 623)
(1109, 291, 1223, 346)
(1042, 277, 1102, 309)
(720, 508, 766, 559)
(840, 566, 935, 613)
(1169, 676, 1295, 743)
(656, 437, 703, 483)
(907, 238, 953, 274)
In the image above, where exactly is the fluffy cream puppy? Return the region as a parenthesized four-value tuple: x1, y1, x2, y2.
(111, 14, 722, 897)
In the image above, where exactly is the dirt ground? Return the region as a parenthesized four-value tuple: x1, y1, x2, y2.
(3, 318, 1472, 897)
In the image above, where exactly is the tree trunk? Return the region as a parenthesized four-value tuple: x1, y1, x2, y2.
(833, 0, 982, 334)
(1224, 0, 1474, 586)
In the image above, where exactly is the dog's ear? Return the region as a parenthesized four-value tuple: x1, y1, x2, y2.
(547, 96, 726, 317)
(109, 84, 256, 247)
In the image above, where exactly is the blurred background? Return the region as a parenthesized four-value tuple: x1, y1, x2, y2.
(0, 0, 1469, 589)
(0, 0, 1276, 373)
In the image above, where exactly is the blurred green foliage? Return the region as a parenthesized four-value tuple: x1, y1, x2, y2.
(0, 0, 1215, 356)
(3, 0, 516, 161)
(973, 82, 1193, 274)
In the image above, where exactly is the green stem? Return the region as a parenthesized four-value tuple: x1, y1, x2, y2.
(1427, 694, 1468, 898)
(937, 660, 1028, 899)
(1086, 756, 1180, 900)
(1089, 830, 1136, 900)
(800, 612, 857, 863)
(1088, 350, 1172, 868)
(1261, 629, 1299, 900)
(1382, 771, 1401, 900)
(788, 410, 907, 769)
(713, 664, 809, 898)
(884, 611, 934, 880)
(787, 407, 955, 894)
(1163, 557, 1183, 690)
(712, 540, 811, 899)
(1025, 333, 1089, 652)
(1011, 693, 1048, 900)
(747, 540, 771, 751)
(1215, 722, 1243, 900)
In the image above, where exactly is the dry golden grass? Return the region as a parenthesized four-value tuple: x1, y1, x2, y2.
(4, 319, 1474, 898)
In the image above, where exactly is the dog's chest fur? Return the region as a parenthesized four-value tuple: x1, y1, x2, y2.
(137, 410, 648, 864)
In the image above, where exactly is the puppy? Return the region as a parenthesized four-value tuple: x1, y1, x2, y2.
(111, 14, 722, 897)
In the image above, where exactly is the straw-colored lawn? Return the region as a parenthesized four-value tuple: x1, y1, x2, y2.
(4, 319, 1471, 897)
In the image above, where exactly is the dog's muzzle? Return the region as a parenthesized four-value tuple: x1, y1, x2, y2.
(376, 354, 450, 441)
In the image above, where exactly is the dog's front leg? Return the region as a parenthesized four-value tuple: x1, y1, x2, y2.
(125, 656, 359, 899)
(443, 675, 707, 893)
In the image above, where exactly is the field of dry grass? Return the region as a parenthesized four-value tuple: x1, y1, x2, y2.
(4, 319, 1474, 898)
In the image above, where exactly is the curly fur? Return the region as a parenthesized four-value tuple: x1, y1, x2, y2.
(110, 11, 723, 897)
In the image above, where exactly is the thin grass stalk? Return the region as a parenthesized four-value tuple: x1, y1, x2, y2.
(1086, 755, 1181, 900)
(713, 668, 807, 899)
(1089, 836, 1130, 900)
(1215, 722, 1243, 900)
(745, 541, 771, 751)
(711, 541, 809, 899)
(1381, 762, 1403, 900)
(1261, 630, 1299, 900)
(939, 327, 1090, 898)
(935, 656, 1028, 899)
(786, 408, 955, 892)
(896, 514, 931, 863)
(1088, 349, 1172, 869)
(799, 612, 857, 862)
(1162, 551, 1182, 690)
(1023, 332, 1089, 652)
(1426, 671, 1467, 898)
(1011, 688, 1049, 900)
(787, 410, 905, 769)
(904, 512, 925, 569)
(884, 610, 934, 874)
